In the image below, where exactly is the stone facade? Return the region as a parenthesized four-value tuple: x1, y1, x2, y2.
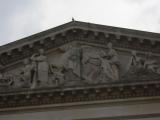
(0, 21, 160, 120)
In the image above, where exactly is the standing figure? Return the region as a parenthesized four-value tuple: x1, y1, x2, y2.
(30, 60, 36, 88)
(65, 45, 81, 77)
(82, 47, 102, 84)
(31, 49, 49, 87)
(20, 59, 32, 87)
(100, 42, 120, 81)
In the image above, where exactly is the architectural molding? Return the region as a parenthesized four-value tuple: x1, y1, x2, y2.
(0, 21, 160, 66)
(0, 80, 160, 111)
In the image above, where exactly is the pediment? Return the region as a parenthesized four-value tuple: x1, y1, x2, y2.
(1, 21, 160, 111)
(0, 21, 160, 91)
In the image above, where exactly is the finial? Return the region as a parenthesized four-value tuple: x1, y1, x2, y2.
(72, 17, 75, 21)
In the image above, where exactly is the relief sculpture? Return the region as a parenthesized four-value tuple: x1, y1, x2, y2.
(123, 51, 160, 81)
(100, 42, 120, 81)
(0, 64, 14, 89)
(144, 52, 158, 73)
(62, 42, 120, 85)
(0, 72, 13, 90)
(82, 46, 102, 84)
(31, 49, 49, 87)
(19, 59, 32, 88)
(64, 45, 81, 78)
(1, 42, 160, 91)
(49, 65, 65, 86)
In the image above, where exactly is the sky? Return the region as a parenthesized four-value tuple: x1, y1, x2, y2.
(0, 0, 160, 46)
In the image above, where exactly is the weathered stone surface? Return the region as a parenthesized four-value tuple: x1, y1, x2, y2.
(0, 21, 160, 120)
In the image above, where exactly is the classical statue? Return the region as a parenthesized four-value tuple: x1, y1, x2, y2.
(31, 49, 49, 87)
(100, 42, 120, 81)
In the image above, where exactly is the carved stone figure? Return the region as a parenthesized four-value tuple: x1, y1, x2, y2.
(100, 43, 120, 81)
(68, 46, 81, 77)
(128, 51, 159, 74)
(81, 43, 120, 83)
(144, 52, 158, 73)
(82, 46, 102, 84)
(60, 44, 86, 86)
(1, 72, 16, 88)
(18, 58, 37, 88)
(63, 45, 82, 78)
(123, 50, 160, 81)
(124, 50, 146, 80)
(0, 72, 13, 89)
(127, 50, 143, 71)
(49, 65, 65, 86)
(31, 49, 49, 87)
(19, 59, 32, 87)
(30, 60, 37, 88)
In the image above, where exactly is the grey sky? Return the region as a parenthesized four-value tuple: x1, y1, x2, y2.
(0, 0, 160, 46)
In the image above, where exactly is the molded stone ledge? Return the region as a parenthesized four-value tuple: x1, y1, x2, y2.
(0, 80, 160, 110)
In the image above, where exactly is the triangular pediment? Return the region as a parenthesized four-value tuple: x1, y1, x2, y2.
(0, 21, 160, 91)
(0, 21, 160, 112)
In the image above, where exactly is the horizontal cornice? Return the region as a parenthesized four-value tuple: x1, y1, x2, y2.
(1, 20, 160, 54)
(0, 80, 160, 112)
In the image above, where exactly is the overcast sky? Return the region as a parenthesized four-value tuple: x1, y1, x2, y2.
(0, 0, 160, 46)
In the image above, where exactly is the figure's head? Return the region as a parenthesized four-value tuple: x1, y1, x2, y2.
(107, 42, 112, 49)
(39, 49, 44, 55)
